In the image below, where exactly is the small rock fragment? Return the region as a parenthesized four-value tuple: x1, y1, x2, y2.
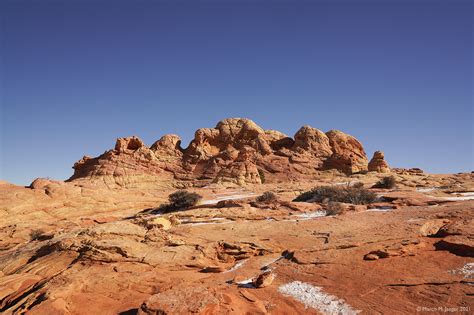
(363, 253, 380, 260)
(254, 271, 275, 288)
(419, 219, 450, 237)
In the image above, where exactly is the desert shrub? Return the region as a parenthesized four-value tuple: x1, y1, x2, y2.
(293, 185, 376, 205)
(344, 187, 377, 204)
(169, 190, 202, 208)
(326, 202, 345, 216)
(155, 203, 174, 213)
(258, 169, 266, 184)
(30, 229, 46, 241)
(293, 186, 343, 202)
(30, 229, 54, 241)
(256, 191, 278, 203)
(372, 176, 396, 189)
(353, 182, 364, 188)
(157, 190, 202, 213)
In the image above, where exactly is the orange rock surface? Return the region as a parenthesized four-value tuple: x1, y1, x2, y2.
(68, 118, 379, 188)
(1, 119, 473, 314)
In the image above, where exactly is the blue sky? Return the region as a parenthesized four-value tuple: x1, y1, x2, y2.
(1, 0, 472, 185)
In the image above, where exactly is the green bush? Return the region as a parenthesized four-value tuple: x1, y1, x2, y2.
(372, 176, 396, 189)
(293, 185, 376, 205)
(157, 190, 202, 213)
(256, 191, 278, 203)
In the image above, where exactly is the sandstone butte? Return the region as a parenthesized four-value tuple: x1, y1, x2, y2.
(0, 118, 473, 315)
(68, 118, 388, 188)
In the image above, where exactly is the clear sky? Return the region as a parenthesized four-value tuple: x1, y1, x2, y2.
(1, 0, 472, 185)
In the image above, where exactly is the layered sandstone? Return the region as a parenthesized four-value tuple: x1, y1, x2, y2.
(368, 150, 391, 173)
(2, 164, 474, 314)
(68, 118, 376, 187)
(1, 178, 473, 314)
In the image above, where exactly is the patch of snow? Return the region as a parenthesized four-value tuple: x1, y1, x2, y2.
(439, 195, 474, 201)
(457, 192, 474, 197)
(433, 191, 474, 201)
(181, 217, 226, 223)
(416, 187, 437, 192)
(294, 211, 327, 220)
(366, 207, 393, 212)
(201, 192, 257, 205)
(268, 211, 327, 223)
(236, 278, 253, 285)
(449, 263, 474, 279)
(186, 221, 234, 227)
(278, 281, 361, 315)
(224, 259, 247, 273)
(261, 256, 284, 270)
(236, 277, 255, 288)
(181, 218, 234, 226)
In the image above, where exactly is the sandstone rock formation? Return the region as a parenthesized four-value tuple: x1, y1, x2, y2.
(150, 134, 183, 157)
(1, 169, 473, 314)
(368, 150, 390, 173)
(2, 180, 473, 314)
(323, 130, 368, 174)
(68, 118, 374, 187)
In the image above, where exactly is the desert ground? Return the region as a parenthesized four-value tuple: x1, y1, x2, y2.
(1, 118, 473, 314)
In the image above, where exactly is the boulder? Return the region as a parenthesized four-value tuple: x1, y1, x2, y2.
(292, 125, 332, 158)
(254, 271, 275, 288)
(419, 219, 450, 237)
(185, 128, 222, 160)
(368, 151, 390, 173)
(216, 118, 265, 146)
(150, 134, 183, 157)
(115, 136, 145, 152)
(29, 178, 63, 190)
(324, 130, 369, 174)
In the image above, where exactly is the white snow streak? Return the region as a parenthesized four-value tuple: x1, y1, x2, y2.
(278, 281, 360, 315)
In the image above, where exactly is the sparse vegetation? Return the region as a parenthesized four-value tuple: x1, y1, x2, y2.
(353, 182, 364, 188)
(256, 191, 278, 203)
(169, 190, 202, 208)
(293, 185, 376, 205)
(326, 202, 345, 216)
(157, 190, 202, 213)
(372, 175, 396, 189)
(258, 169, 266, 184)
(30, 229, 45, 241)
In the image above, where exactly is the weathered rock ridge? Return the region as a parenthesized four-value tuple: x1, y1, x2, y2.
(68, 118, 387, 187)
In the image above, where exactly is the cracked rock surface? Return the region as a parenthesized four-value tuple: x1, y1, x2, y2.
(1, 172, 473, 314)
